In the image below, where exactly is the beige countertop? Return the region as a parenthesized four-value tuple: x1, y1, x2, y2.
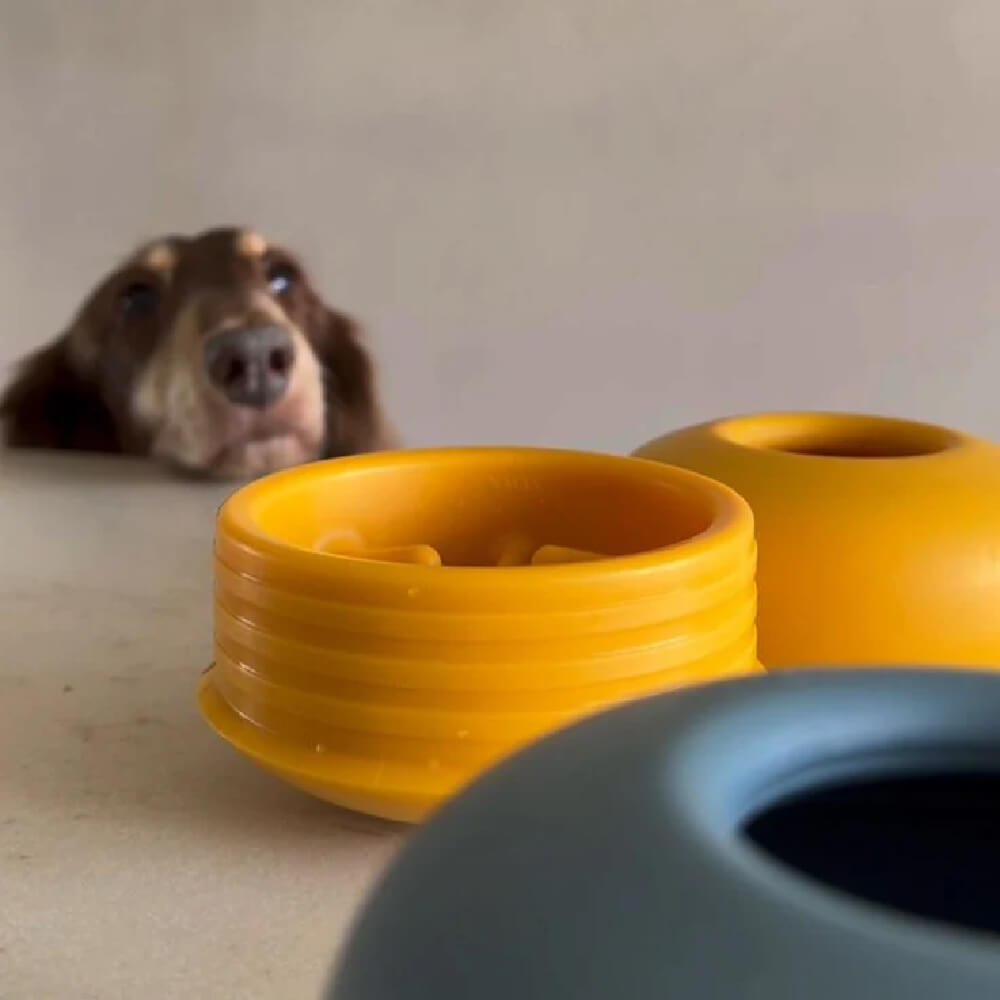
(0, 453, 403, 1000)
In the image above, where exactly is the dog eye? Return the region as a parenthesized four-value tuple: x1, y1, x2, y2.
(119, 281, 159, 319)
(266, 262, 297, 297)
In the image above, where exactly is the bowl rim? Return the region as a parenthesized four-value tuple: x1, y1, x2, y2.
(216, 446, 754, 586)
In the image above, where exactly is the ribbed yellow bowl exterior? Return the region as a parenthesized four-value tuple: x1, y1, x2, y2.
(199, 447, 760, 822)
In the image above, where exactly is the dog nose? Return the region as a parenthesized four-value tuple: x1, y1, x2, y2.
(204, 325, 295, 409)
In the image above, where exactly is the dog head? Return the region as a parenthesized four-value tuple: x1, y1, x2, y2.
(1, 227, 391, 477)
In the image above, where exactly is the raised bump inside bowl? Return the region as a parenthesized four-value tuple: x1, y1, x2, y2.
(316, 527, 604, 568)
(316, 530, 443, 566)
(492, 531, 537, 566)
(530, 545, 605, 565)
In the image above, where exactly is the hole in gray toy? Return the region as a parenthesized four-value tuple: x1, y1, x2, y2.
(743, 771, 1000, 937)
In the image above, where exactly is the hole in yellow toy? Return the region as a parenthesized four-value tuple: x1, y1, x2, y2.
(718, 413, 959, 459)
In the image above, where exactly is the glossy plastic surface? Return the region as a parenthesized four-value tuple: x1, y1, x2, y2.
(199, 447, 760, 821)
(327, 669, 1000, 999)
(634, 412, 1000, 668)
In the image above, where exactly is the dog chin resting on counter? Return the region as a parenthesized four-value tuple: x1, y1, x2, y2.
(0, 227, 394, 479)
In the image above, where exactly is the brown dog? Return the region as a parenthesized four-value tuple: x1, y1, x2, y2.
(0, 227, 391, 478)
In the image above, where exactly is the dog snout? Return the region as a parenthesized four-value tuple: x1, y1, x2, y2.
(204, 325, 295, 410)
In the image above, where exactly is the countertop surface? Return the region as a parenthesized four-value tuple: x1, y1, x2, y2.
(1, 452, 403, 1000)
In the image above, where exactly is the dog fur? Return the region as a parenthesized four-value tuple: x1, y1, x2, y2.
(0, 227, 392, 478)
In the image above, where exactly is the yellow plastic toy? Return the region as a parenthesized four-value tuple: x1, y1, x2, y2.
(634, 412, 1000, 669)
(199, 447, 760, 822)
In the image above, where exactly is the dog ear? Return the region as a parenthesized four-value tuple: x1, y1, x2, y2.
(314, 307, 396, 456)
(0, 335, 120, 451)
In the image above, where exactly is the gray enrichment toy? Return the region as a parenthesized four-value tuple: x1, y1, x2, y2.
(328, 669, 1000, 998)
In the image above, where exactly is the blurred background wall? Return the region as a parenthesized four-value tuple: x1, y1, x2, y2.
(2, 0, 1000, 453)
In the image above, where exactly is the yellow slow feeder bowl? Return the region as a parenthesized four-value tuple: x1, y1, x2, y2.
(199, 447, 760, 822)
(635, 412, 1000, 669)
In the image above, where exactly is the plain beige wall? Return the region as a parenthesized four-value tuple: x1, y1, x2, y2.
(3, 0, 1000, 453)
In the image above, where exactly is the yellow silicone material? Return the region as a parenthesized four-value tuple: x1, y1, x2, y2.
(634, 412, 1000, 669)
(199, 447, 760, 822)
